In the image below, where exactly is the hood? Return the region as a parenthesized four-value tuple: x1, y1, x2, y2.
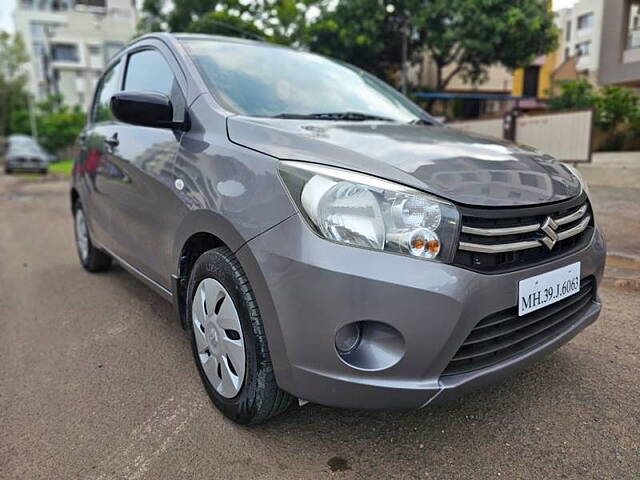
(227, 117, 582, 207)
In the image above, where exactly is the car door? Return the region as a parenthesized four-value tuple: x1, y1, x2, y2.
(102, 45, 187, 289)
(78, 60, 123, 252)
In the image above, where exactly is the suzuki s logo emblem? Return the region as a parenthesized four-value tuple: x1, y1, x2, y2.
(540, 217, 559, 250)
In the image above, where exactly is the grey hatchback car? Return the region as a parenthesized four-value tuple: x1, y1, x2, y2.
(71, 33, 605, 424)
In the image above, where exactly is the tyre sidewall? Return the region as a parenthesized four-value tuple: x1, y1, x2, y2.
(187, 249, 265, 424)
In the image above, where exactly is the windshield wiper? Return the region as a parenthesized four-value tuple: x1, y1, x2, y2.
(408, 118, 436, 126)
(270, 111, 397, 122)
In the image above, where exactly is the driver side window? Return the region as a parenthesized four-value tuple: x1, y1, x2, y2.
(124, 49, 185, 121)
(124, 49, 174, 97)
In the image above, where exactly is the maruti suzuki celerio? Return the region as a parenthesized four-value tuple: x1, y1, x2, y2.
(71, 34, 606, 424)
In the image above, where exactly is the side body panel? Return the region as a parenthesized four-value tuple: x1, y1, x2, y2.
(170, 93, 296, 268)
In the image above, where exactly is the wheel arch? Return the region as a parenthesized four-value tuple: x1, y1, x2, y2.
(171, 209, 294, 392)
(171, 209, 247, 329)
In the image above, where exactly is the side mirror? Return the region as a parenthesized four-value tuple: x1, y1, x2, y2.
(110, 91, 185, 130)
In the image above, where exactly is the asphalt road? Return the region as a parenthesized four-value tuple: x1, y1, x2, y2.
(1, 173, 639, 480)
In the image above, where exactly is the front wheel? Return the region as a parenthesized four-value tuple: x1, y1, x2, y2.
(73, 202, 112, 272)
(187, 247, 293, 424)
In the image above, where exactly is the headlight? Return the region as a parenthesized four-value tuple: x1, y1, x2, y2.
(279, 161, 460, 262)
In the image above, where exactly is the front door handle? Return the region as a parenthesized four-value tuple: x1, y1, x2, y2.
(104, 133, 119, 149)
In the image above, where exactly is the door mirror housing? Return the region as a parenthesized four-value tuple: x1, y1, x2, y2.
(110, 91, 186, 130)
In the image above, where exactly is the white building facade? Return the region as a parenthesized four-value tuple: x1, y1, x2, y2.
(555, 0, 604, 83)
(13, 0, 137, 111)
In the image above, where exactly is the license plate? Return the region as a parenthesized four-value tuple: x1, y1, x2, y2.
(518, 262, 581, 316)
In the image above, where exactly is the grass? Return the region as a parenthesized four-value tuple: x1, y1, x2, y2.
(48, 159, 74, 178)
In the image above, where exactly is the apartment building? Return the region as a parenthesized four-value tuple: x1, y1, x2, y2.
(13, 0, 137, 111)
(555, 0, 604, 84)
(599, 0, 640, 89)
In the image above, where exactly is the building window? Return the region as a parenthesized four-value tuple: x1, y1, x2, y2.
(577, 13, 594, 30)
(523, 66, 540, 98)
(75, 0, 107, 9)
(52, 43, 79, 62)
(575, 40, 592, 57)
(628, 1, 640, 50)
(30, 21, 58, 40)
(564, 47, 570, 61)
(88, 45, 103, 68)
(566, 21, 571, 41)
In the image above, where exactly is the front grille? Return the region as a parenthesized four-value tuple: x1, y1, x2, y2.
(441, 277, 595, 377)
(454, 195, 594, 273)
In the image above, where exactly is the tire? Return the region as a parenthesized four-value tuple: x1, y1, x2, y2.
(40, 168, 48, 175)
(4, 168, 11, 174)
(187, 247, 293, 424)
(73, 201, 112, 272)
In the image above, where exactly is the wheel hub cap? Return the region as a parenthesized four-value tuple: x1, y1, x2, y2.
(75, 209, 89, 261)
(192, 278, 246, 398)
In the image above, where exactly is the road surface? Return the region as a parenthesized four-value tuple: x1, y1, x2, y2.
(1, 173, 638, 479)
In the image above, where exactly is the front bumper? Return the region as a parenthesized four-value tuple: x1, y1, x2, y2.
(237, 214, 606, 409)
(6, 159, 47, 172)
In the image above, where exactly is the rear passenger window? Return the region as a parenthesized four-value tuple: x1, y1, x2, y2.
(124, 50, 175, 97)
(92, 61, 121, 123)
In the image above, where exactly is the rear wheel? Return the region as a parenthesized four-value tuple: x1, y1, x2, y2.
(187, 247, 293, 424)
(73, 202, 112, 272)
(4, 167, 11, 174)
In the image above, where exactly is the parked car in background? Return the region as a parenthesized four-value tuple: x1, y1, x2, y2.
(71, 34, 606, 424)
(4, 135, 49, 174)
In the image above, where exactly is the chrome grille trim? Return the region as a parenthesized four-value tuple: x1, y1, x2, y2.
(557, 215, 591, 240)
(555, 204, 588, 226)
(460, 204, 588, 237)
(458, 201, 590, 254)
(459, 240, 542, 254)
(461, 223, 540, 237)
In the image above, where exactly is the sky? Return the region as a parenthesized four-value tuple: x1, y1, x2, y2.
(0, 0, 580, 35)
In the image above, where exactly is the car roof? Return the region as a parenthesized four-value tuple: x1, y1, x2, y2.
(133, 32, 291, 52)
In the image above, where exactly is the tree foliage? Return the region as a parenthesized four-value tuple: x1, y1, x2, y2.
(0, 31, 30, 138)
(412, 0, 558, 90)
(10, 94, 86, 154)
(138, 0, 319, 45)
(549, 79, 640, 150)
(549, 79, 640, 131)
(548, 79, 598, 111)
(137, 0, 558, 90)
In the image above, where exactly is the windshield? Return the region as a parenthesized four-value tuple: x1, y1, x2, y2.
(181, 39, 428, 123)
(9, 142, 42, 155)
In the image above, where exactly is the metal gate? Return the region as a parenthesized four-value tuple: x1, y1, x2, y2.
(448, 109, 594, 163)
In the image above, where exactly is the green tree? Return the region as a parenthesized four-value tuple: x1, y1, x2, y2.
(34, 95, 86, 153)
(0, 31, 30, 137)
(138, 0, 321, 45)
(308, 0, 558, 89)
(548, 79, 598, 111)
(306, 0, 415, 82)
(549, 79, 640, 151)
(596, 86, 640, 131)
(414, 0, 558, 91)
(186, 10, 267, 40)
